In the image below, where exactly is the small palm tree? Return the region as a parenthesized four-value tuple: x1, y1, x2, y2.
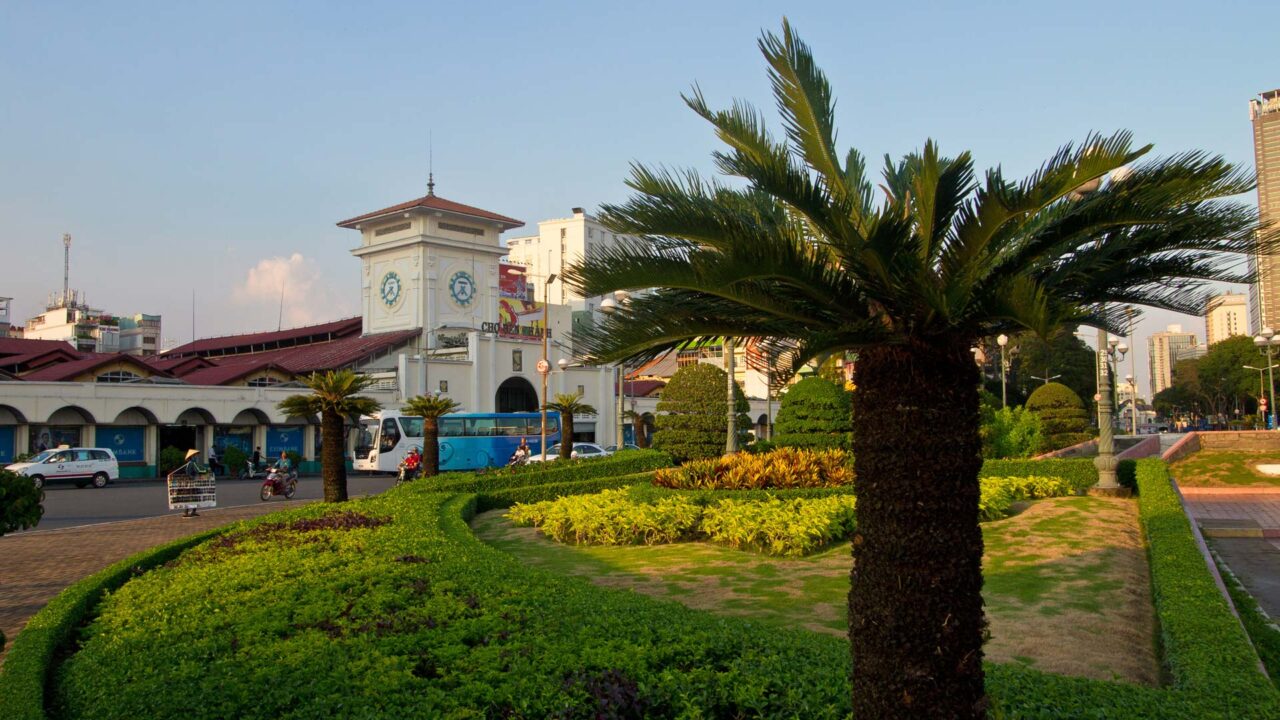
(545, 392, 596, 460)
(278, 370, 381, 503)
(401, 395, 461, 477)
(566, 21, 1271, 718)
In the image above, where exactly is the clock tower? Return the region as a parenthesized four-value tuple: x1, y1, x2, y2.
(338, 182, 525, 344)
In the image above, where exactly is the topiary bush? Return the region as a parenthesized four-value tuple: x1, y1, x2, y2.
(771, 377, 853, 449)
(1026, 382, 1093, 451)
(0, 469, 43, 536)
(652, 363, 750, 462)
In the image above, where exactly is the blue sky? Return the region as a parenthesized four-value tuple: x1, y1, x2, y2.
(1, 1, 1276, 394)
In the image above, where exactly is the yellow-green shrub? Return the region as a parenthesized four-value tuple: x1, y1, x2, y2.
(653, 448, 853, 489)
(978, 475, 1075, 521)
(700, 495, 857, 557)
(509, 489, 701, 545)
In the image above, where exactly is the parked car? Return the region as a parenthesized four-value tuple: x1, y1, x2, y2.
(603, 444, 642, 452)
(525, 442, 613, 463)
(5, 447, 119, 490)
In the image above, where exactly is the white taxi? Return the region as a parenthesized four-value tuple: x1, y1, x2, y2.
(5, 447, 119, 489)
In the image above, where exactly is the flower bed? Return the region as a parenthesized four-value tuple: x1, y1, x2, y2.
(653, 447, 852, 489)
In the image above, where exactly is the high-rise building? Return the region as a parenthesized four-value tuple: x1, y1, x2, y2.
(1148, 324, 1200, 398)
(503, 208, 637, 310)
(1205, 293, 1249, 345)
(0, 297, 11, 338)
(1249, 89, 1280, 333)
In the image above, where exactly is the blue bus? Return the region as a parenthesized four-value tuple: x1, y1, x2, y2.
(353, 411, 561, 473)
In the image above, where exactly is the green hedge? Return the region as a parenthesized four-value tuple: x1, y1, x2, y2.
(0, 527, 224, 720)
(1216, 555, 1280, 686)
(475, 472, 657, 511)
(422, 449, 671, 494)
(979, 457, 1137, 492)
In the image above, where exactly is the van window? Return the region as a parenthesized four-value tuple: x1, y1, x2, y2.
(50, 451, 73, 463)
(91, 450, 111, 461)
(75, 450, 93, 461)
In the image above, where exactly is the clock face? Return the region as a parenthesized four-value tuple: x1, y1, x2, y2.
(449, 271, 476, 307)
(379, 271, 403, 308)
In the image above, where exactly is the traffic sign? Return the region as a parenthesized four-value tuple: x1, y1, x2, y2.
(536, 359, 551, 374)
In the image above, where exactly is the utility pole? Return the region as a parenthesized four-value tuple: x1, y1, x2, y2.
(62, 233, 72, 305)
(725, 337, 737, 453)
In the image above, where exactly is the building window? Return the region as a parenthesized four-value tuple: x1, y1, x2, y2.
(439, 380, 448, 393)
(560, 228, 566, 239)
(577, 384, 585, 396)
(247, 376, 282, 387)
(588, 228, 595, 238)
(512, 350, 523, 372)
(97, 370, 141, 383)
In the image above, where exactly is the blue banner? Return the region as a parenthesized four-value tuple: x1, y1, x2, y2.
(102, 426, 145, 462)
(267, 426, 304, 457)
(0, 426, 13, 464)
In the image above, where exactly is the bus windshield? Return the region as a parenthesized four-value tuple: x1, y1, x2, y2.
(398, 417, 424, 438)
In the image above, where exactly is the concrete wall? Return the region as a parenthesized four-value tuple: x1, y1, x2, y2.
(1196, 431, 1280, 453)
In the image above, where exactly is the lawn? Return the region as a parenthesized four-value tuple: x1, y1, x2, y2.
(1169, 451, 1280, 487)
(473, 494, 1159, 685)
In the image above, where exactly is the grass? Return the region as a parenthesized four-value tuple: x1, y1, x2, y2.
(1169, 451, 1280, 487)
(473, 494, 1160, 685)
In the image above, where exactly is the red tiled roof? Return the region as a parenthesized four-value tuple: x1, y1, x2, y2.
(336, 193, 523, 230)
(163, 317, 363, 358)
(0, 337, 77, 358)
(624, 380, 666, 398)
(179, 361, 292, 387)
(143, 355, 214, 376)
(176, 329, 420, 385)
(21, 353, 170, 382)
(0, 347, 81, 373)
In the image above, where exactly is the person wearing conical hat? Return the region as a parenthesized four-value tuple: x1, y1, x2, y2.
(180, 449, 207, 518)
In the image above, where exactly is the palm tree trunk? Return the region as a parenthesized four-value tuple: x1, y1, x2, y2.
(423, 416, 440, 477)
(560, 413, 574, 460)
(321, 409, 348, 503)
(849, 339, 986, 719)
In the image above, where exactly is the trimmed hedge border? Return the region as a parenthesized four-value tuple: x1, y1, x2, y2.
(475, 471, 656, 511)
(0, 527, 224, 720)
(981, 457, 1138, 492)
(422, 450, 671, 494)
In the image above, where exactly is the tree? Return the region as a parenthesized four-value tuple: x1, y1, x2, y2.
(278, 370, 381, 503)
(1197, 335, 1266, 416)
(1012, 327, 1099, 414)
(545, 392, 597, 459)
(1026, 382, 1092, 451)
(564, 21, 1266, 717)
(401, 395, 462, 477)
(0, 468, 42, 536)
(772, 376, 853, 449)
(651, 364, 750, 462)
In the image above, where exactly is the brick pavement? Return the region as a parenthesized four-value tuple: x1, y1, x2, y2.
(0, 500, 312, 667)
(1179, 487, 1280, 538)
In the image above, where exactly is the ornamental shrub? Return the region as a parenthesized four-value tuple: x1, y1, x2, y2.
(0, 469, 43, 536)
(700, 495, 857, 556)
(981, 406, 1044, 459)
(977, 475, 1076, 521)
(221, 446, 248, 476)
(1026, 382, 1093, 451)
(157, 446, 186, 475)
(652, 447, 853, 489)
(772, 377, 853, 449)
(652, 363, 750, 462)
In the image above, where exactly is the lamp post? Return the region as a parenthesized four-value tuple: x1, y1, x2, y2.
(1243, 364, 1276, 428)
(1093, 336, 1128, 494)
(996, 334, 1009, 408)
(599, 290, 630, 448)
(1254, 328, 1280, 429)
(1123, 373, 1135, 435)
(538, 273, 558, 461)
(1031, 373, 1061, 386)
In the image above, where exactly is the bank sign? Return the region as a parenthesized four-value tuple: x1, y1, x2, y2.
(105, 427, 145, 462)
(267, 427, 303, 457)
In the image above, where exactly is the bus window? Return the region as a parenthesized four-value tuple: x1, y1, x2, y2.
(495, 417, 526, 436)
(440, 418, 464, 437)
(380, 419, 400, 452)
(399, 417, 424, 438)
(466, 418, 497, 436)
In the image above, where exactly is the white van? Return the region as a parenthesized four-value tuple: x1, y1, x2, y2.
(6, 447, 119, 489)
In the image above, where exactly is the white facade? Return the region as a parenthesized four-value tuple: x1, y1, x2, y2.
(1148, 324, 1201, 397)
(1204, 293, 1248, 346)
(503, 208, 637, 309)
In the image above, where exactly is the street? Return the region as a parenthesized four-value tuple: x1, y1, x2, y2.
(16, 473, 400, 532)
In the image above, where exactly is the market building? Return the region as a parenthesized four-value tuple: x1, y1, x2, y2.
(0, 186, 779, 473)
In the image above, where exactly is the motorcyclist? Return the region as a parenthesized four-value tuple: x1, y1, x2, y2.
(399, 447, 422, 482)
(274, 450, 295, 479)
(510, 437, 531, 466)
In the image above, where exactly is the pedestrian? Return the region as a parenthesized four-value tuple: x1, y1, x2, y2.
(252, 446, 262, 471)
(180, 449, 208, 518)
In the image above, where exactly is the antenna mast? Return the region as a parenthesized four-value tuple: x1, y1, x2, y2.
(62, 233, 72, 305)
(427, 131, 435, 196)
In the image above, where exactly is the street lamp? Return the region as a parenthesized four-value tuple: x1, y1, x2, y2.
(599, 290, 630, 448)
(1031, 372, 1061, 386)
(1123, 373, 1135, 435)
(1094, 336, 1128, 493)
(538, 273, 558, 461)
(1243, 364, 1276, 427)
(998, 333, 1008, 407)
(1254, 328, 1280, 429)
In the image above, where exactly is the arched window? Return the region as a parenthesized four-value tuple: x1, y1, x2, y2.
(247, 376, 282, 388)
(97, 370, 141, 383)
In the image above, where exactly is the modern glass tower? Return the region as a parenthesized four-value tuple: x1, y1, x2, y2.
(1249, 89, 1280, 333)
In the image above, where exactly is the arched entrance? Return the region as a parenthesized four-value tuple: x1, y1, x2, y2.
(496, 377, 539, 413)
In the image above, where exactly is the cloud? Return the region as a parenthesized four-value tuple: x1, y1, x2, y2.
(232, 253, 353, 329)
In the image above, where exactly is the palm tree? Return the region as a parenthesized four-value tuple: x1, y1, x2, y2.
(401, 395, 461, 477)
(278, 370, 381, 503)
(565, 21, 1269, 719)
(622, 409, 650, 448)
(545, 392, 597, 460)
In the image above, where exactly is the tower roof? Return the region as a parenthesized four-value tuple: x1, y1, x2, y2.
(337, 193, 523, 230)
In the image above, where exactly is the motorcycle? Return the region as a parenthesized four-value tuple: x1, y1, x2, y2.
(396, 460, 419, 484)
(238, 460, 264, 481)
(259, 465, 298, 501)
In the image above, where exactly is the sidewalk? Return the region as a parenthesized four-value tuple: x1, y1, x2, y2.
(1179, 487, 1280, 539)
(0, 500, 311, 667)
